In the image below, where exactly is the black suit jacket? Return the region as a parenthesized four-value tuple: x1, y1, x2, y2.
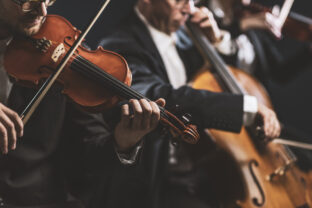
(0, 83, 117, 207)
(95, 10, 248, 208)
(100, 10, 244, 133)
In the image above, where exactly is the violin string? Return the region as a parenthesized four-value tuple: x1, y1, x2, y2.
(72, 58, 166, 118)
(69, 61, 180, 131)
(72, 56, 143, 99)
(71, 60, 142, 102)
(73, 56, 148, 102)
(70, 56, 171, 120)
(71, 58, 170, 121)
(69, 55, 154, 104)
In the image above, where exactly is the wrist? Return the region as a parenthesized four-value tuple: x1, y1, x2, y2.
(114, 135, 141, 153)
(115, 137, 142, 153)
(115, 140, 132, 153)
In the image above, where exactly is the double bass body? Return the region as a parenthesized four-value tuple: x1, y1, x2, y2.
(192, 67, 312, 207)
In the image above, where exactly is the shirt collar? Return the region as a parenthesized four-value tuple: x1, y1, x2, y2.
(135, 7, 178, 53)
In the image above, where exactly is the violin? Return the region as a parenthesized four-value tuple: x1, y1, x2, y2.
(238, 0, 312, 42)
(4, 14, 200, 144)
(186, 21, 312, 207)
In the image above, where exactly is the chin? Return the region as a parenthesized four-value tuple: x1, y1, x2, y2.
(20, 24, 41, 37)
(171, 21, 182, 32)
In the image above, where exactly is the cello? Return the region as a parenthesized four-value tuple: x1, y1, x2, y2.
(186, 20, 312, 207)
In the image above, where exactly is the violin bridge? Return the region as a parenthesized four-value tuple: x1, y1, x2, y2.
(52, 43, 65, 63)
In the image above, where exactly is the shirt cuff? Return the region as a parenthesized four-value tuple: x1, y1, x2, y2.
(235, 34, 256, 67)
(114, 140, 143, 165)
(243, 95, 258, 126)
(213, 30, 236, 56)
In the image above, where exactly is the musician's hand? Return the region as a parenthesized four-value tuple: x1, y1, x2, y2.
(190, 6, 223, 43)
(114, 98, 165, 152)
(257, 104, 281, 139)
(240, 11, 282, 39)
(265, 12, 282, 39)
(0, 103, 23, 154)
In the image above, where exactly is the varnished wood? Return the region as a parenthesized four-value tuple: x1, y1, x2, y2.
(192, 66, 312, 207)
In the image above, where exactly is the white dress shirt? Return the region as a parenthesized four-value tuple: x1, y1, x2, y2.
(135, 8, 187, 89)
(135, 8, 258, 126)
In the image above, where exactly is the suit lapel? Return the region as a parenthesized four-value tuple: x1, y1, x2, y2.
(129, 11, 170, 83)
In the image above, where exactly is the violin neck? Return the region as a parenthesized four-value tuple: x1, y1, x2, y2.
(70, 55, 172, 115)
(70, 55, 201, 144)
(186, 22, 245, 95)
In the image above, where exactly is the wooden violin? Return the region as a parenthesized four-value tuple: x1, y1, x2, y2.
(4, 14, 200, 144)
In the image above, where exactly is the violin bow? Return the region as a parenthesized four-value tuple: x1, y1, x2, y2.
(20, 0, 111, 124)
(278, 0, 295, 27)
(273, 138, 312, 151)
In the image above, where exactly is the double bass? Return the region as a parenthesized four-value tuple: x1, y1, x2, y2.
(186, 20, 312, 207)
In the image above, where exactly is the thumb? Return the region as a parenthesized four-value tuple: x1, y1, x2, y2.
(272, 5, 280, 17)
(155, 98, 166, 107)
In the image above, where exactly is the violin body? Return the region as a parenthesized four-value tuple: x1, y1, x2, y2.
(192, 67, 312, 207)
(4, 15, 200, 143)
(5, 15, 132, 111)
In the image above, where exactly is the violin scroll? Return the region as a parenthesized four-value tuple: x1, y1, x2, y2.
(161, 109, 199, 144)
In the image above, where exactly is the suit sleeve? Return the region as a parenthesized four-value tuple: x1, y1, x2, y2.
(61, 102, 117, 173)
(100, 35, 244, 132)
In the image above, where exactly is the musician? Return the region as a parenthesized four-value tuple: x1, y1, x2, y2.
(206, 0, 312, 81)
(99, 0, 281, 207)
(0, 0, 164, 207)
(209, 0, 280, 72)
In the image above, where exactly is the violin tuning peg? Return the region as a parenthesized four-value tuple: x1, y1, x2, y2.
(182, 113, 192, 124)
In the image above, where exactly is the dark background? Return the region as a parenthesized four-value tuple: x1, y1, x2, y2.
(49, 0, 137, 48)
(49, 0, 312, 139)
(49, 0, 312, 48)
